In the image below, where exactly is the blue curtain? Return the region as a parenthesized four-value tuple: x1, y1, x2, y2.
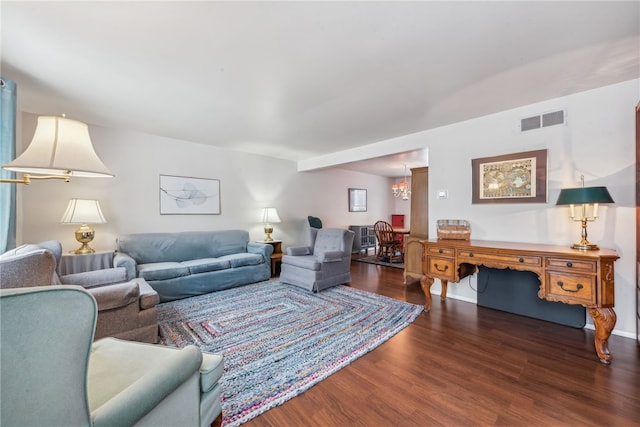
(0, 78, 17, 252)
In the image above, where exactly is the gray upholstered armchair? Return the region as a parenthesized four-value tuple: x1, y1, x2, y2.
(0, 285, 223, 427)
(280, 228, 355, 292)
(0, 241, 159, 343)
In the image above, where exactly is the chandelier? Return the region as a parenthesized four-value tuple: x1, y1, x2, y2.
(392, 165, 411, 200)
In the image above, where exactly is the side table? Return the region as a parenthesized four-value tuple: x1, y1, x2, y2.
(58, 250, 115, 275)
(256, 240, 283, 277)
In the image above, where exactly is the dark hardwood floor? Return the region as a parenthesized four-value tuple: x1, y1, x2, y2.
(244, 261, 639, 427)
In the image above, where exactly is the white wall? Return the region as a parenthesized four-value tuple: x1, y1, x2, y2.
(16, 78, 638, 338)
(17, 115, 396, 252)
(392, 79, 638, 337)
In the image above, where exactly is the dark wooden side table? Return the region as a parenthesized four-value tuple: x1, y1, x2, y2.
(256, 240, 283, 277)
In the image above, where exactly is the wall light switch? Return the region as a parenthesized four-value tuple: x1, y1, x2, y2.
(438, 190, 448, 199)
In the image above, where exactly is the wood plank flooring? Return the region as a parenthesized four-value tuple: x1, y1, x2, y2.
(244, 260, 639, 427)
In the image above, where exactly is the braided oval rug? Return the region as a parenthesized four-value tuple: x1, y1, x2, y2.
(157, 280, 423, 426)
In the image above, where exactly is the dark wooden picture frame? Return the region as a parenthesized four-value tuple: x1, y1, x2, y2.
(472, 149, 547, 204)
(348, 188, 367, 212)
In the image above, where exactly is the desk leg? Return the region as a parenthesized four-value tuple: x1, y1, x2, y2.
(587, 307, 616, 365)
(420, 275, 434, 312)
(420, 276, 449, 312)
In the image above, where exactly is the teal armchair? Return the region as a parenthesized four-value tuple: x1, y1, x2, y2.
(0, 285, 223, 427)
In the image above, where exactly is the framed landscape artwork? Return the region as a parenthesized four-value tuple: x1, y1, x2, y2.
(471, 149, 547, 204)
(348, 188, 367, 212)
(159, 174, 221, 214)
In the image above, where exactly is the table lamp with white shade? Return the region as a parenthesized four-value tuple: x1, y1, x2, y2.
(60, 199, 107, 254)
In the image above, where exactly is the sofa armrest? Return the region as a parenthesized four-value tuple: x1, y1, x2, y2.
(247, 241, 273, 262)
(286, 246, 312, 256)
(87, 281, 140, 311)
(60, 268, 127, 289)
(113, 253, 136, 280)
(90, 340, 203, 427)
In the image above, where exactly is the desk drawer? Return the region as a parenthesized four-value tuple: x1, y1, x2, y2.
(427, 246, 455, 257)
(457, 250, 541, 268)
(427, 257, 456, 281)
(546, 258, 596, 273)
(546, 272, 596, 305)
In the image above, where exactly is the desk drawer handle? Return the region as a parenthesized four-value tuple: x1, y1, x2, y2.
(557, 281, 583, 293)
(468, 252, 474, 257)
(438, 249, 443, 253)
(433, 263, 449, 272)
(566, 262, 573, 268)
(519, 257, 524, 263)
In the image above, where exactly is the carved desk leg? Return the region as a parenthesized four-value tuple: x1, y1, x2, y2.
(587, 307, 616, 365)
(420, 276, 449, 312)
(420, 275, 434, 312)
(440, 280, 448, 301)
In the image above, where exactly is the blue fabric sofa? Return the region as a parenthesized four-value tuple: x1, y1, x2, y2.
(114, 230, 272, 302)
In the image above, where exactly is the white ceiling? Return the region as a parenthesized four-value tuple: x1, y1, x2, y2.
(2, 1, 639, 178)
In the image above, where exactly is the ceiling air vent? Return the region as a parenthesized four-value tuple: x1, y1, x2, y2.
(521, 110, 565, 132)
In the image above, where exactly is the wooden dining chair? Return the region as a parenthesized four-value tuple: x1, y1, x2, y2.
(373, 221, 403, 264)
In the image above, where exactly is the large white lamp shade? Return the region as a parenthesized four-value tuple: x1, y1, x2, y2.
(3, 116, 114, 178)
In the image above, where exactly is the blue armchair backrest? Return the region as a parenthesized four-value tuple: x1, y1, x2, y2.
(313, 228, 355, 256)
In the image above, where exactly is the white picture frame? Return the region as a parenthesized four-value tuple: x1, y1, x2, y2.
(159, 174, 221, 215)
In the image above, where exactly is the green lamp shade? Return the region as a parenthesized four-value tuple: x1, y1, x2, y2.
(556, 187, 614, 205)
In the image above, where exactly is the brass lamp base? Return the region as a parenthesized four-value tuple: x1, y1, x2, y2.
(263, 225, 274, 242)
(571, 241, 600, 251)
(569, 219, 600, 251)
(74, 224, 96, 254)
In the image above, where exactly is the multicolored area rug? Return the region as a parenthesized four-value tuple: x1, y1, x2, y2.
(157, 281, 422, 426)
(353, 255, 404, 269)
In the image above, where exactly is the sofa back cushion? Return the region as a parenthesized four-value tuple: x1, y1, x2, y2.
(117, 230, 250, 264)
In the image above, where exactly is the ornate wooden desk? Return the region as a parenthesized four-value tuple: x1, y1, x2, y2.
(420, 239, 619, 364)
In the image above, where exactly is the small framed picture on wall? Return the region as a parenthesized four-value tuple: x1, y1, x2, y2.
(348, 188, 367, 212)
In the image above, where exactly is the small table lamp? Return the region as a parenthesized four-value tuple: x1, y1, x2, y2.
(260, 207, 281, 242)
(556, 176, 614, 250)
(60, 199, 107, 254)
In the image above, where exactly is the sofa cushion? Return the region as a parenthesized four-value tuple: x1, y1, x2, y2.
(137, 262, 190, 281)
(218, 253, 264, 268)
(181, 258, 231, 274)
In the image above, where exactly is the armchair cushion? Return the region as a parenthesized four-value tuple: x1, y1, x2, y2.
(282, 255, 321, 271)
(60, 267, 128, 288)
